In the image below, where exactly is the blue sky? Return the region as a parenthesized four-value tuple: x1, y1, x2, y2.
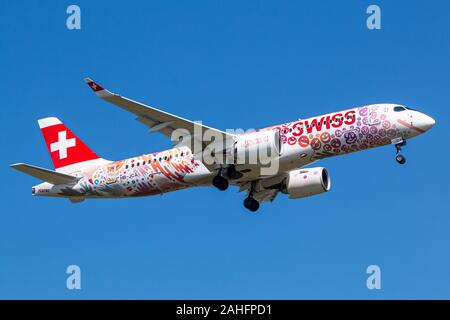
(1, 1, 449, 299)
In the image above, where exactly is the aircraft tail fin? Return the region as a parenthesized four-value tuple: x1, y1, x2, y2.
(37, 117, 109, 173)
(10, 163, 79, 185)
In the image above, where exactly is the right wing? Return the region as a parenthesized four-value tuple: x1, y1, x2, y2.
(84, 78, 236, 158)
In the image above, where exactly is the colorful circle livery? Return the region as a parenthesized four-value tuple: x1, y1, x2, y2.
(320, 132, 331, 143)
(288, 136, 297, 145)
(330, 138, 341, 148)
(310, 138, 321, 150)
(298, 135, 309, 148)
(344, 131, 357, 144)
(267, 105, 400, 161)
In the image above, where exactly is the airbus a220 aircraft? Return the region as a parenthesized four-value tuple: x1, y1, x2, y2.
(11, 79, 435, 211)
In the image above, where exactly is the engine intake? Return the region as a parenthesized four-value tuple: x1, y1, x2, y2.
(282, 167, 331, 199)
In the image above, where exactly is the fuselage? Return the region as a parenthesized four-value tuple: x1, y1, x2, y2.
(32, 103, 435, 199)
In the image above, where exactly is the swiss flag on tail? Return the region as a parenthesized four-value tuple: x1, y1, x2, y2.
(38, 117, 100, 171)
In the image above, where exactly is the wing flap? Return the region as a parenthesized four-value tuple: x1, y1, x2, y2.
(251, 189, 279, 202)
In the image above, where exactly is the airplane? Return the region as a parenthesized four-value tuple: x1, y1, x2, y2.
(10, 78, 435, 211)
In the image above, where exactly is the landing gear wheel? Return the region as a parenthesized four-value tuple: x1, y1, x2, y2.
(396, 154, 406, 165)
(244, 197, 260, 212)
(212, 175, 229, 191)
(393, 139, 407, 165)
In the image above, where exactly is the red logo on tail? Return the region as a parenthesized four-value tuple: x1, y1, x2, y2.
(39, 117, 99, 169)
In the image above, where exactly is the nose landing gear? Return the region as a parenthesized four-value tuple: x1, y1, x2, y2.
(395, 154, 406, 165)
(393, 138, 407, 165)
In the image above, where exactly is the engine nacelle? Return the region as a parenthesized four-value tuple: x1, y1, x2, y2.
(281, 167, 331, 199)
(234, 130, 283, 165)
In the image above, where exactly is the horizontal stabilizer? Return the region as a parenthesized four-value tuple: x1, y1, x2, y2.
(10, 163, 79, 185)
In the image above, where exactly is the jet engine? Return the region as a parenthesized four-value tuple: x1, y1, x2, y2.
(281, 167, 331, 199)
(234, 130, 283, 165)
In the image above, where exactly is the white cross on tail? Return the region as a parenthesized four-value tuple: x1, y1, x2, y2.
(50, 131, 76, 159)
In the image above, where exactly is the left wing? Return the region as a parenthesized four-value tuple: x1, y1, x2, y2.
(84, 78, 236, 157)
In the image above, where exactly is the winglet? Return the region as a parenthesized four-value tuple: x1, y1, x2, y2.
(84, 78, 113, 97)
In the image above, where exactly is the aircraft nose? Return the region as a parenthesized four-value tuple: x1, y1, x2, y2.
(420, 113, 436, 131)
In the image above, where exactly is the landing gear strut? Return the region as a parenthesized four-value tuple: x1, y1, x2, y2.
(243, 181, 260, 212)
(226, 165, 243, 180)
(393, 139, 407, 165)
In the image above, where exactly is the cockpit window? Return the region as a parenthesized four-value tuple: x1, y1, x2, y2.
(393, 106, 406, 112)
(405, 106, 417, 111)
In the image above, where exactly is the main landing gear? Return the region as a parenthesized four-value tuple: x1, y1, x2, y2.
(244, 196, 259, 212)
(212, 167, 260, 212)
(212, 165, 243, 191)
(226, 165, 243, 180)
(393, 138, 407, 165)
(243, 181, 260, 212)
(212, 174, 229, 191)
